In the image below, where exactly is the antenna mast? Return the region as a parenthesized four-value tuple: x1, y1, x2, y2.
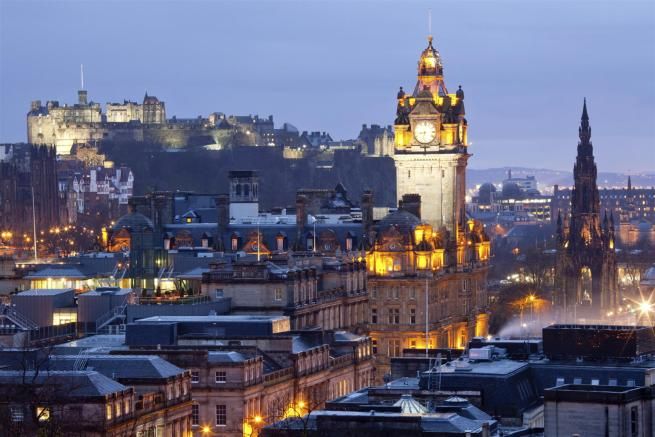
(80, 64, 84, 89)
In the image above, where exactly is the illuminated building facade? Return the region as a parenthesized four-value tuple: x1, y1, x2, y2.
(393, 36, 468, 233)
(555, 101, 618, 318)
(364, 37, 490, 381)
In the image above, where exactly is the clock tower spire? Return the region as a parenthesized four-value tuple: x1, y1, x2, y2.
(393, 36, 469, 238)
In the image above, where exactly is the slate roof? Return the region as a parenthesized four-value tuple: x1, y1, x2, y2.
(49, 355, 185, 380)
(207, 351, 248, 363)
(0, 370, 129, 397)
(15, 288, 74, 296)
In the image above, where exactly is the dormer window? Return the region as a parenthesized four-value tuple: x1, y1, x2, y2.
(231, 237, 238, 251)
(346, 237, 353, 252)
(276, 235, 284, 251)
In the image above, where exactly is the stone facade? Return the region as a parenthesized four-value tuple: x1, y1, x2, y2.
(202, 256, 368, 331)
(0, 144, 60, 236)
(555, 101, 618, 318)
(121, 333, 374, 437)
(393, 37, 469, 233)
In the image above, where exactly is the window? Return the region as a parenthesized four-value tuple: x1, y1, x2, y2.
(555, 377, 565, 386)
(274, 288, 283, 301)
(627, 379, 636, 387)
(215, 371, 226, 384)
(191, 371, 199, 383)
(372, 339, 378, 354)
(106, 403, 113, 420)
(191, 404, 199, 426)
(116, 400, 122, 417)
(608, 379, 617, 386)
(36, 407, 50, 422)
(231, 237, 238, 251)
(410, 340, 417, 349)
(371, 308, 378, 324)
(389, 339, 401, 357)
(591, 379, 599, 386)
(631, 406, 638, 437)
(124, 398, 131, 415)
(392, 288, 399, 300)
(346, 237, 352, 251)
(276, 236, 284, 251)
(573, 377, 582, 385)
(409, 288, 416, 300)
(388, 308, 400, 324)
(215, 404, 227, 426)
(10, 407, 23, 423)
(410, 308, 416, 324)
(215, 289, 224, 299)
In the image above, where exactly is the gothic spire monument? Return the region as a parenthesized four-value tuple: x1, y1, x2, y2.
(393, 35, 468, 238)
(555, 99, 618, 319)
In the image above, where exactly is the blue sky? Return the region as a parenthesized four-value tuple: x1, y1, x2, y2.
(1, 0, 653, 171)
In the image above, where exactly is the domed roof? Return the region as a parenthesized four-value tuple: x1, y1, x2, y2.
(112, 211, 154, 232)
(378, 209, 421, 235)
(479, 182, 496, 193)
(502, 182, 523, 199)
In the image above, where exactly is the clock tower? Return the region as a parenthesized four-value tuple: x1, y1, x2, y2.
(393, 35, 468, 238)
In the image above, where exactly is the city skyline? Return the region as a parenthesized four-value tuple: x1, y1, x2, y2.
(1, 0, 654, 173)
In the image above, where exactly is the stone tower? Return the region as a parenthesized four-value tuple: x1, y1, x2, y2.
(393, 36, 468, 238)
(228, 170, 259, 221)
(556, 100, 618, 318)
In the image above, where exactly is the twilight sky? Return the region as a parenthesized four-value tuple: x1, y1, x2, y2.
(1, 0, 654, 172)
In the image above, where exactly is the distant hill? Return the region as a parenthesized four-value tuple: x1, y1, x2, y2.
(467, 167, 655, 192)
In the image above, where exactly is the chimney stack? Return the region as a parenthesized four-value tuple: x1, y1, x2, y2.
(215, 194, 230, 251)
(296, 194, 307, 243)
(361, 190, 374, 235)
(399, 193, 421, 220)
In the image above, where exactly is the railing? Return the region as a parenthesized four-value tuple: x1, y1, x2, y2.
(95, 303, 127, 332)
(135, 294, 210, 305)
(0, 304, 38, 330)
(264, 367, 294, 385)
(330, 353, 355, 370)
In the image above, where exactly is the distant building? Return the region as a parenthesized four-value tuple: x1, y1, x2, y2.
(0, 353, 192, 436)
(263, 389, 498, 437)
(54, 315, 375, 437)
(544, 384, 654, 437)
(0, 144, 60, 236)
(554, 101, 618, 319)
(357, 124, 394, 157)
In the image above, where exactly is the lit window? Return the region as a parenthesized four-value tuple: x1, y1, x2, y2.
(555, 377, 564, 386)
(116, 400, 122, 417)
(106, 403, 113, 420)
(215, 371, 226, 384)
(36, 407, 50, 422)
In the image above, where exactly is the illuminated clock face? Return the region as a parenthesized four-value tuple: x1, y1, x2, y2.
(414, 121, 436, 144)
